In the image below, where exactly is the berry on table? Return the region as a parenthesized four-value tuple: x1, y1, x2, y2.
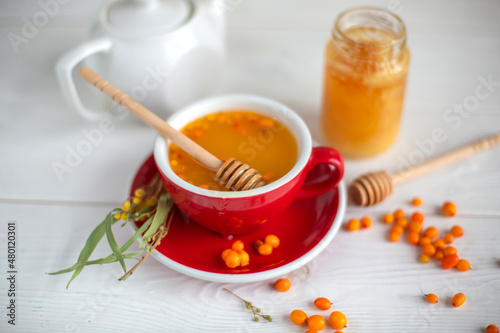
(412, 197, 423, 206)
(424, 226, 439, 239)
(275, 278, 291, 292)
(442, 246, 457, 257)
(329, 311, 347, 330)
(408, 231, 420, 245)
(383, 213, 394, 224)
(290, 309, 307, 326)
(441, 254, 459, 269)
(408, 221, 423, 234)
(360, 216, 372, 228)
(346, 218, 360, 231)
(426, 293, 438, 304)
(307, 315, 326, 331)
(456, 259, 470, 271)
(450, 225, 464, 237)
(389, 232, 399, 242)
(486, 325, 499, 333)
(411, 211, 425, 223)
(422, 244, 436, 256)
(391, 225, 404, 236)
(442, 201, 457, 217)
(420, 254, 430, 263)
(444, 233, 454, 244)
(394, 209, 405, 220)
(314, 297, 332, 311)
(451, 292, 466, 307)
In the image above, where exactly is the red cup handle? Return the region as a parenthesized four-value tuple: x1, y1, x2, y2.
(295, 147, 344, 200)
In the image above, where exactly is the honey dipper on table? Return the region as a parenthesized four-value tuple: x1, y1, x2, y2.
(349, 132, 500, 206)
(79, 67, 264, 191)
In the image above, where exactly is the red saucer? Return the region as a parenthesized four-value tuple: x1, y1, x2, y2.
(131, 155, 345, 283)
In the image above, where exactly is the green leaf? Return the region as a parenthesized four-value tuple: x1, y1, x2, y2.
(105, 212, 126, 273)
(61, 210, 119, 288)
(121, 216, 153, 252)
(140, 193, 172, 248)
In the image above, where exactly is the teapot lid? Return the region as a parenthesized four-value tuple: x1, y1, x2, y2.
(104, 0, 193, 37)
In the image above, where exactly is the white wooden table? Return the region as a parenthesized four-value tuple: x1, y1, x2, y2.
(1, 0, 500, 332)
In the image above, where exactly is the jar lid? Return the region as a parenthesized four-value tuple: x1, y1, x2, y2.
(105, 0, 193, 37)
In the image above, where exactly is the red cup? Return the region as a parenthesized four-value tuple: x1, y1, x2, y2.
(154, 95, 344, 236)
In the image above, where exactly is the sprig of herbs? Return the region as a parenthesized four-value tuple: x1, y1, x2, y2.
(49, 174, 173, 288)
(224, 288, 272, 322)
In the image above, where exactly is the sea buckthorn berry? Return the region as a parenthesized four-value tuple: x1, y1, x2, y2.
(442, 246, 457, 257)
(360, 216, 372, 228)
(346, 218, 360, 231)
(240, 250, 250, 266)
(389, 232, 399, 242)
(307, 315, 326, 331)
(314, 297, 332, 311)
(434, 250, 444, 261)
(221, 248, 233, 261)
(424, 227, 439, 239)
(334, 331, 344, 333)
(456, 259, 470, 272)
(486, 325, 499, 333)
(255, 239, 264, 249)
(225, 251, 241, 268)
(275, 278, 291, 292)
(419, 236, 431, 246)
(232, 240, 244, 252)
(451, 292, 466, 307)
(264, 235, 280, 248)
(412, 197, 423, 206)
(444, 233, 454, 244)
(408, 221, 423, 234)
(329, 311, 347, 330)
(396, 218, 409, 228)
(420, 254, 430, 263)
(394, 209, 405, 220)
(422, 244, 436, 256)
(391, 225, 404, 236)
(383, 214, 394, 224)
(411, 212, 425, 223)
(426, 293, 438, 304)
(441, 254, 459, 269)
(290, 309, 307, 326)
(258, 243, 273, 256)
(306, 330, 319, 333)
(433, 239, 445, 249)
(442, 201, 457, 217)
(408, 231, 420, 245)
(450, 225, 464, 237)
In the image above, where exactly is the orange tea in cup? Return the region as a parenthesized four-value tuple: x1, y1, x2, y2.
(168, 110, 298, 191)
(321, 7, 410, 158)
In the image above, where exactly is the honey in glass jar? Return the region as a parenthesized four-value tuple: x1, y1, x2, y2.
(321, 7, 410, 158)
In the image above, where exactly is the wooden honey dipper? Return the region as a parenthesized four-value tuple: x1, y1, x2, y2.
(79, 67, 264, 191)
(349, 132, 500, 206)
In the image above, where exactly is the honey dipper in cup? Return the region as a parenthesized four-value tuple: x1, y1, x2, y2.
(349, 132, 500, 206)
(79, 67, 264, 191)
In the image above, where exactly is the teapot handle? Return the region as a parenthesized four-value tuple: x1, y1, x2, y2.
(55, 37, 113, 121)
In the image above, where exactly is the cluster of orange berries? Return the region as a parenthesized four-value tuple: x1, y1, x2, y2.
(345, 216, 372, 231)
(290, 297, 347, 332)
(382, 199, 469, 270)
(221, 240, 250, 268)
(255, 234, 280, 256)
(221, 235, 281, 268)
(425, 292, 466, 307)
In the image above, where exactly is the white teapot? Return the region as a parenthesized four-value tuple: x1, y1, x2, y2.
(56, 0, 225, 121)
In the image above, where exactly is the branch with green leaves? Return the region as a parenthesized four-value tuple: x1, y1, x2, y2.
(49, 175, 173, 288)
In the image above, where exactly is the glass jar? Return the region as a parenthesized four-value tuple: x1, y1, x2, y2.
(321, 7, 410, 158)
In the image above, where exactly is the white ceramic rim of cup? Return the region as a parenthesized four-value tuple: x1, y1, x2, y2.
(154, 94, 313, 198)
(145, 181, 345, 283)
